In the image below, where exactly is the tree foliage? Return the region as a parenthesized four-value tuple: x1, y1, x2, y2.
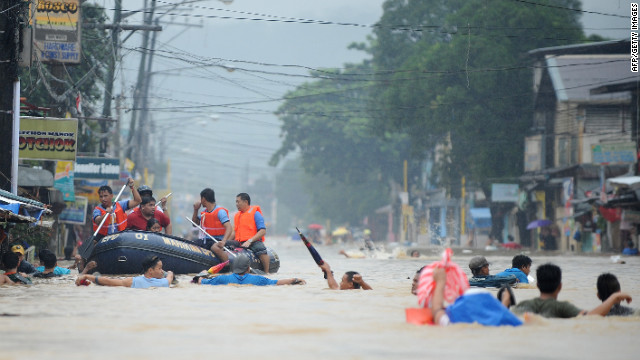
(271, 64, 412, 225)
(369, 0, 585, 194)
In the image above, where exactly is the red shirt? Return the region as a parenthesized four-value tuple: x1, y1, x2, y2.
(126, 208, 170, 231)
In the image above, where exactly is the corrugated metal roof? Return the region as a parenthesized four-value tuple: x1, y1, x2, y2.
(0, 188, 46, 208)
(546, 55, 639, 102)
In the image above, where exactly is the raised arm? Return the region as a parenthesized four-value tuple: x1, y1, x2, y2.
(128, 178, 142, 208)
(587, 292, 633, 316)
(192, 200, 201, 226)
(352, 274, 372, 290)
(319, 262, 339, 290)
(430, 267, 447, 324)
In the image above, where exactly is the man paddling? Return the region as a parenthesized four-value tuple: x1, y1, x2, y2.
(218, 193, 271, 273)
(93, 178, 141, 239)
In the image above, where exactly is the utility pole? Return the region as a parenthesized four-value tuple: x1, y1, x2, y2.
(127, 0, 157, 175)
(100, 0, 122, 156)
(0, 1, 27, 192)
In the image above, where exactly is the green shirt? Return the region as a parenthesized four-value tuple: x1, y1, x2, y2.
(513, 297, 582, 318)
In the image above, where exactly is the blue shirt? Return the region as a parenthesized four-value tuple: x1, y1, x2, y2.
(200, 273, 277, 286)
(254, 211, 266, 230)
(35, 266, 71, 275)
(495, 268, 529, 283)
(623, 248, 639, 255)
(131, 276, 170, 288)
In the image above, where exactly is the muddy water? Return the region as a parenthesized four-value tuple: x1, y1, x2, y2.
(1, 238, 638, 360)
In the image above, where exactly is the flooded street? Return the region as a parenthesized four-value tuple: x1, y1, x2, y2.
(1, 237, 639, 360)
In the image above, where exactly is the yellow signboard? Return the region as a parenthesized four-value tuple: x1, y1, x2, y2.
(34, 0, 81, 63)
(19, 117, 78, 161)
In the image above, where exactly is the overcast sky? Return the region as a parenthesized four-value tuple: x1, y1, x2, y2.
(99, 0, 633, 223)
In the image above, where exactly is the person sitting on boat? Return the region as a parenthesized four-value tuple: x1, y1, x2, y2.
(596, 273, 640, 316)
(217, 193, 271, 273)
(74, 178, 141, 273)
(33, 250, 65, 278)
(513, 263, 632, 318)
(192, 188, 233, 253)
(468, 256, 517, 288)
(127, 196, 172, 235)
(75, 255, 173, 289)
(193, 254, 304, 286)
(137, 185, 169, 214)
(1, 252, 32, 285)
(318, 261, 372, 290)
(93, 178, 142, 239)
(494, 255, 532, 284)
(146, 218, 163, 233)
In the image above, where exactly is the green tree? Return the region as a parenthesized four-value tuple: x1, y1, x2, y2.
(370, 0, 585, 192)
(366, 0, 585, 237)
(271, 64, 412, 225)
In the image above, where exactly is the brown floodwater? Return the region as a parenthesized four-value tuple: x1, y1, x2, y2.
(1, 237, 638, 360)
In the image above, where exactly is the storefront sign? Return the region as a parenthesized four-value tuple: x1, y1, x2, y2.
(34, 0, 81, 63)
(19, 117, 78, 161)
(75, 157, 120, 180)
(491, 183, 519, 202)
(592, 142, 637, 165)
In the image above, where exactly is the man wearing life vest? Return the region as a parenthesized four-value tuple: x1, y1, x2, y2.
(192, 188, 232, 255)
(93, 177, 141, 239)
(223, 193, 270, 273)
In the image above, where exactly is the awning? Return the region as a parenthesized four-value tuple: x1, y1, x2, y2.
(0, 189, 51, 224)
(468, 208, 492, 229)
(608, 176, 640, 190)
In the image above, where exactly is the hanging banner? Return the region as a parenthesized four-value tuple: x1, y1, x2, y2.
(54, 161, 75, 201)
(59, 196, 88, 225)
(34, 0, 81, 63)
(19, 117, 78, 161)
(75, 157, 120, 180)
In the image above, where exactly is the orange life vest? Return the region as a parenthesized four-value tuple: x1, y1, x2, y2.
(93, 202, 127, 235)
(200, 207, 228, 237)
(234, 205, 265, 242)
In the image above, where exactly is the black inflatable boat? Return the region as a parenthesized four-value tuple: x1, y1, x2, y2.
(91, 230, 280, 275)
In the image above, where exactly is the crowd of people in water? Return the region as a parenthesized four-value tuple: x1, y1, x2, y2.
(1, 179, 638, 326)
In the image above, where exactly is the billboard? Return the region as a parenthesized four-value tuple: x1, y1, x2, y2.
(59, 196, 87, 225)
(19, 117, 78, 161)
(491, 183, 519, 202)
(54, 160, 75, 201)
(34, 0, 81, 63)
(591, 142, 637, 165)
